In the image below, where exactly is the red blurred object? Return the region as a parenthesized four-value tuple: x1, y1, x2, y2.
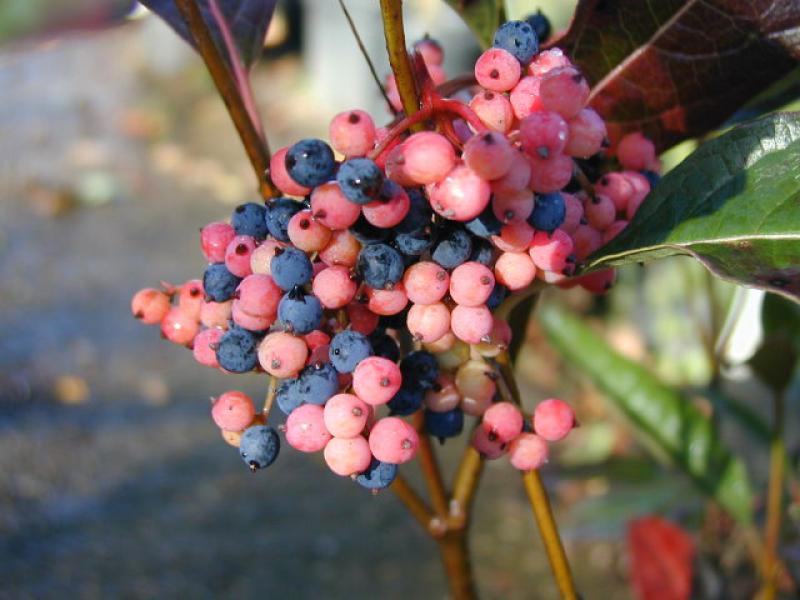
(628, 516, 695, 600)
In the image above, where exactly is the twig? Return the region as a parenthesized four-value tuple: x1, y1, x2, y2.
(523, 471, 578, 600)
(379, 0, 420, 124)
(412, 411, 450, 520)
(174, 0, 278, 200)
(262, 375, 277, 417)
(391, 474, 445, 536)
(448, 445, 484, 530)
(337, 0, 395, 110)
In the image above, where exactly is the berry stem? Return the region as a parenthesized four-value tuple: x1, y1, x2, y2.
(174, 0, 278, 200)
(390, 474, 441, 536)
(411, 411, 450, 520)
(379, 0, 421, 126)
(368, 106, 435, 160)
(430, 98, 489, 135)
(448, 445, 483, 531)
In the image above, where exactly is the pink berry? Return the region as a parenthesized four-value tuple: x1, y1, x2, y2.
(353, 357, 402, 406)
(362, 185, 410, 228)
(310, 182, 362, 230)
(366, 284, 409, 316)
(287, 404, 332, 453)
(308, 343, 331, 366)
(304, 329, 330, 351)
(528, 153, 573, 193)
(407, 302, 451, 343)
(528, 48, 572, 77)
(533, 398, 576, 442)
(250, 239, 287, 275)
(401, 131, 456, 185)
(319, 229, 361, 268)
(474, 316, 512, 357)
(211, 391, 256, 431)
(595, 172, 634, 212)
(177, 279, 204, 321)
(627, 194, 645, 220)
(369, 416, 419, 464)
(470, 90, 514, 133)
(403, 261, 450, 305)
(224, 235, 256, 278)
(463, 131, 515, 180)
(324, 436, 372, 476)
(346, 302, 379, 336)
(451, 304, 493, 344)
(384, 74, 403, 112)
(560, 192, 584, 234)
(583, 194, 617, 231)
(492, 189, 534, 223)
(539, 67, 590, 119)
(424, 373, 461, 413)
(200, 222, 236, 263)
(565, 108, 607, 158)
(529, 229, 574, 273)
(519, 111, 569, 159)
(313, 266, 357, 309)
(199, 300, 232, 329)
(271, 147, 311, 197)
(603, 220, 628, 244)
(474, 47, 521, 92)
(231, 300, 274, 332)
(456, 360, 496, 416)
(494, 251, 536, 290)
(236, 274, 281, 318)
(493, 220, 535, 253)
(324, 393, 369, 438)
(288, 210, 332, 253)
(572, 224, 604, 261)
(329, 110, 376, 158)
(429, 164, 491, 221)
(383, 143, 415, 187)
(574, 268, 616, 294)
(508, 433, 549, 470)
(131, 288, 171, 325)
(624, 170, 652, 205)
(471, 426, 507, 459)
(161, 307, 199, 346)
(482, 401, 524, 443)
(193, 327, 223, 368)
(616, 132, 656, 171)
(491, 151, 532, 196)
(509, 76, 543, 120)
(258, 331, 309, 377)
(450, 262, 495, 307)
(415, 37, 444, 66)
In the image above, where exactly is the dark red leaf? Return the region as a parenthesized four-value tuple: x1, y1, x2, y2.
(628, 516, 696, 600)
(554, 0, 800, 152)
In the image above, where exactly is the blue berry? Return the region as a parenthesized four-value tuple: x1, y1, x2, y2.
(357, 244, 404, 290)
(231, 202, 268, 240)
(350, 213, 390, 245)
(641, 170, 661, 189)
(493, 20, 538, 65)
(330, 330, 373, 373)
(203, 263, 241, 302)
(275, 378, 303, 415)
(465, 205, 502, 239)
(424, 408, 464, 441)
(469, 238, 495, 266)
(368, 330, 400, 363)
(388, 385, 423, 416)
(525, 11, 551, 43)
(400, 351, 439, 391)
(277, 288, 322, 334)
(266, 197, 303, 242)
(239, 425, 280, 471)
(528, 192, 566, 232)
(216, 327, 259, 373)
(336, 158, 384, 205)
(355, 459, 398, 490)
(432, 226, 472, 269)
(284, 138, 336, 187)
(394, 231, 433, 256)
(271, 247, 313, 291)
(486, 283, 508, 310)
(296, 362, 339, 405)
(394, 189, 431, 234)
(378, 309, 409, 331)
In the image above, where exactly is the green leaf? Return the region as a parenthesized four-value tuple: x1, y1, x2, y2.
(538, 303, 754, 524)
(442, 0, 499, 49)
(750, 293, 800, 393)
(584, 112, 800, 303)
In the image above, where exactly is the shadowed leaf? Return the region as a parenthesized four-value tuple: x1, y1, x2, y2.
(584, 112, 800, 303)
(442, 0, 500, 49)
(555, 0, 800, 151)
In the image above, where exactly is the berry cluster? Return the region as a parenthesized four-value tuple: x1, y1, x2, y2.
(131, 19, 659, 489)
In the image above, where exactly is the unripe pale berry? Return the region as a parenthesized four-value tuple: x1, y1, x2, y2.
(225, 235, 256, 278)
(250, 239, 287, 275)
(369, 416, 419, 464)
(313, 266, 357, 309)
(429, 164, 491, 221)
(451, 304, 493, 344)
(494, 251, 536, 290)
(450, 261, 495, 307)
(287, 210, 332, 253)
(193, 327, 223, 368)
(482, 401, 524, 443)
(258, 331, 309, 377)
(474, 47, 522, 92)
(231, 300, 274, 332)
(403, 261, 450, 305)
(584, 194, 616, 231)
(508, 432, 549, 470)
(177, 279, 204, 321)
(362, 185, 410, 228)
(324, 436, 372, 476)
(528, 153, 574, 193)
(324, 393, 369, 438)
(401, 131, 456, 185)
(407, 302, 451, 343)
(470, 90, 514, 133)
(616, 132, 656, 171)
(366, 284, 409, 316)
(595, 172, 635, 212)
(353, 357, 403, 405)
(560, 192, 584, 234)
(319, 229, 361, 268)
(565, 108, 607, 158)
(235, 274, 281, 318)
(463, 131, 515, 180)
(424, 372, 462, 413)
(471, 426, 507, 459)
(493, 189, 534, 223)
(534, 398, 575, 442)
(211, 391, 256, 432)
(310, 182, 362, 230)
(161, 306, 200, 346)
(200, 222, 236, 263)
(572, 224, 604, 261)
(509, 76, 543, 119)
(539, 67, 590, 119)
(528, 48, 572, 77)
(271, 147, 311, 197)
(456, 360, 496, 416)
(329, 110, 376, 158)
(199, 300, 232, 329)
(132, 288, 171, 324)
(519, 111, 569, 159)
(286, 404, 332, 453)
(493, 221, 535, 252)
(529, 229, 574, 273)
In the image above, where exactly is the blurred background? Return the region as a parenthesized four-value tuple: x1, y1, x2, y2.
(0, 1, 796, 598)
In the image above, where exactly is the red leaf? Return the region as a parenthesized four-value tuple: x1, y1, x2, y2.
(628, 516, 695, 600)
(555, 0, 800, 152)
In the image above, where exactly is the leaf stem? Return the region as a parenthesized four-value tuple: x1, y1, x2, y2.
(379, 0, 420, 120)
(174, 0, 277, 200)
(761, 390, 787, 599)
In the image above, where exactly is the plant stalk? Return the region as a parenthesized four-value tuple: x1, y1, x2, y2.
(761, 391, 786, 599)
(174, 0, 277, 200)
(412, 411, 451, 519)
(437, 529, 479, 600)
(379, 0, 420, 121)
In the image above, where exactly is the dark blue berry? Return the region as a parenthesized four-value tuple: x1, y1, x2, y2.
(336, 158, 384, 205)
(525, 11, 551, 43)
(278, 288, 322, 334)
(350, 213, 390, 245)
(355, 459, 398, 490)
(388, 385, 423, 416)
(368, 330, 400, 363)
(216, 327, 258, 372)
(486, 283, 508, 310)
(394, 189, 431, 234)
(240, 425, 280, 471)
(469, 238, 495, 266)
(465, 204, 502, 239)
(330, 330, 373, 373)
(284, 138, 336, 187)
(203, 263, 241, 302)
(400, 351, 439, 391)
(231, 202, 268, 240)
(357, 243, 404, 289)
(493, 20, 538, 65)
(424, 408, 464, 441)
(296, 362, 339, 405)
(275, 378, 303, 415)
(271, 247, 313, 291)
(641, 170, 661, 189)
(432, 226, 472, 269)
(266, 197, 303, 242)
(394, 231, 433, 256)
(528, 192, 566, 232)
(378, 309, 409, 331)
